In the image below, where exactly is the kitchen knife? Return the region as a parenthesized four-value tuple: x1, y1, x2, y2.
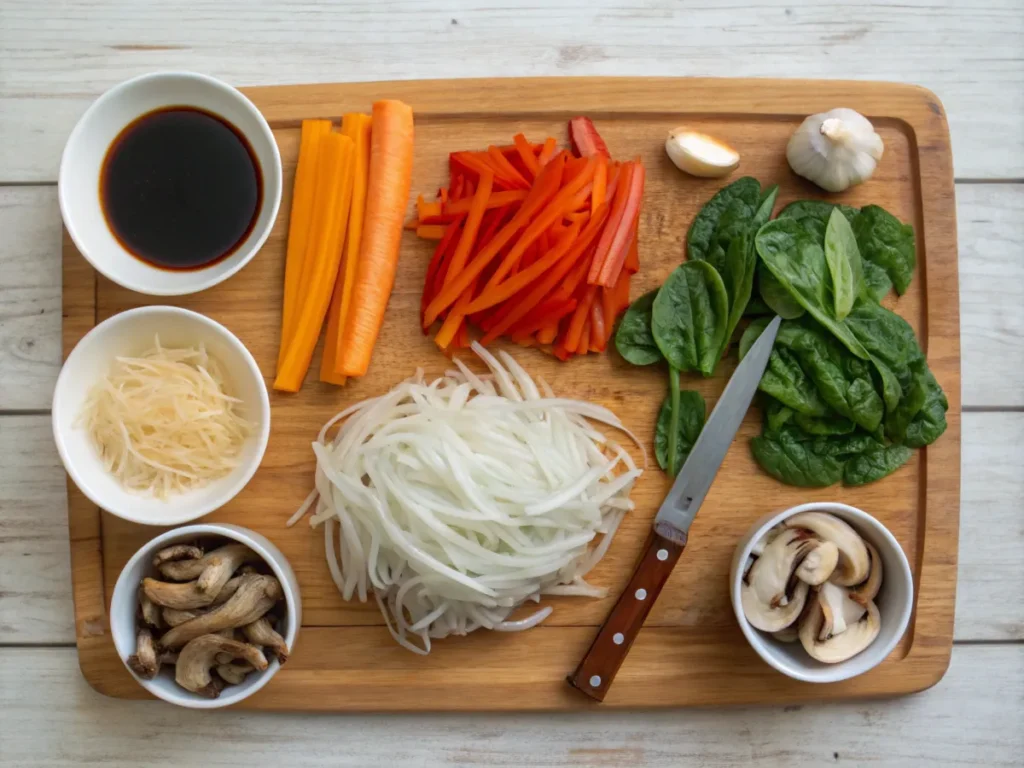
(568, 315, 782, 701)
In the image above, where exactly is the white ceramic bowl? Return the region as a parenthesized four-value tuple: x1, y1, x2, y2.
(59, 71, 282, 296)
(730, 502, 913, 683)
(111, 524, 301, 709)
(52, 305, 270, 525)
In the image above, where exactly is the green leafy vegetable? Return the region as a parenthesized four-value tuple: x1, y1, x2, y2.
(824, 208, 861, 321)
(753, 184, 779, 229)
(655, 386, 705, 474)
(614, 290, 661, 365)
(751, 425, 844, 488)
(720, 231, 756, 357)
(744, 296, 772, 317)
(843, 444, 914, 486)
(852, 205, 916, 295)
(652, 261, 729, 376)
(778, 200, 859, 230)
(758, 263, 805, 319)
(686, 176, 761, 271)
(861, 261, 893, 303)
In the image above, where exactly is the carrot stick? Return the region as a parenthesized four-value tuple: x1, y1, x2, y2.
(591, 294, 608, 351)
(600, 285, 616, 344)
(596, 162, 645, 286)
(278, 119, 331, 372)
(416, 224, 447, 240)
(592, 156, 608, 212)
(487, 146, 530, 189)
(465, 218, 582, 313)
(513, 133, 541, 179)
(565, 284, 598, 353)
(338, 100, 415, 378)
(537, 322, 559, 345)
(587, 162, 634, 285)
(537, 137, 557, 166)
(419, 200, 443, 220)
(423, 154, 565, 326)
(434, 278, 476, 349)
(320, 112, 372, 384)
(444, 171, 494, 283)
(482, 156, 596, 288)
(275, 133, 354, 391)
(443, 189, 526, 215)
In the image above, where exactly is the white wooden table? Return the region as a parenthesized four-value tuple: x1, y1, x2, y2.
(1, 2, 1022, 765)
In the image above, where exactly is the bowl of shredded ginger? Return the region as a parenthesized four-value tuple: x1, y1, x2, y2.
(52, 306, 270, 525)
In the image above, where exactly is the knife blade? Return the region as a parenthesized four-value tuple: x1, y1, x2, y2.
(567, 315, 781, 702)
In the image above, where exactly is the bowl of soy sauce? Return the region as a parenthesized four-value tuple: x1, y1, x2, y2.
(59, 72, 282, 296)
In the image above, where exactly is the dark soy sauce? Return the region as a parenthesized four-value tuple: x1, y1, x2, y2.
(100, 106, 262, 270)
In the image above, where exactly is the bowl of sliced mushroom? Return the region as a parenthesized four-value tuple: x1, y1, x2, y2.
(730, 502, 913, 683)
(111, 523, 300, 708)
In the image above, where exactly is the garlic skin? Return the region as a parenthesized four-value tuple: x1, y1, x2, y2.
(665, 129, 740, 178)
(786, 108, 884, 192)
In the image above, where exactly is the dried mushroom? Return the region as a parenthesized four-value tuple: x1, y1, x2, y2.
(123, 537, 290, 698)
(175, 634, 267, 697)
(741, 511, 887, 665)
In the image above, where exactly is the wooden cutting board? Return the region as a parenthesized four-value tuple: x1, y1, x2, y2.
(62, 77, 960, 710)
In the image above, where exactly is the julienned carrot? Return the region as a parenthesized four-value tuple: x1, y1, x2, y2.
(465, 217, 582, 313)
(416, 225, 446, 240)
(513, 133, 541, 179)
(275, 133, 354, 391)
(443, 189, 526, 215)
(338, 100, 415, 378)
(537, 137, 557, 166)
(444, 171, 494, 284)
(595, 162, 645, 286)
(320, 112, 372, 385)
(587, 162, 634, 285)
(422, 153, 566, 326)
(565, 284, 598, 353)
(482, 156, 595, 288)
(487, 146, 530, 189)
(600, 285, 616, 345)
(592, 156, 608, 212)
(591, 296, 608, 351)
(278, 119, 331, 372)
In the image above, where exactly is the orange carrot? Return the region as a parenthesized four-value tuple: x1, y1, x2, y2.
(587, 162, 634, 285)
(537, 137, 557, 166)
(338, 100, 415, 378)
(513, 133, 541, 179)
(445, 171, 494, 285)
(592, 156, 608, 212)
(416, 224, 447, 240)
(320, 113, 372, 384)
(565, 285, 598, 352)
(595, 162, 645, 286)
(278, 120, 331, 372)
(443, 189, 526, 215)
(275, 133, 354, 391)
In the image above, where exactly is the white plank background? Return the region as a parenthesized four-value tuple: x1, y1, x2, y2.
(1, 1, 1022, 765)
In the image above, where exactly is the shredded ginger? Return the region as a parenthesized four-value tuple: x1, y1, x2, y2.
(79, 336, 253, 499)
(290, 342, 643, 654)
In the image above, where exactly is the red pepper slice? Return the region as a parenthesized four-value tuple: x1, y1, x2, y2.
(568, 116, 610, 158)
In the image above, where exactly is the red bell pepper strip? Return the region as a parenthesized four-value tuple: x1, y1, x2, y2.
(421, 219, 462, 330)
(587, 162, 634, 285)
(569, 117, 610, 158)
(595, 162, 645, 287)
(623, 227, 640, 274)
(488, 146, 531, 189)
(508, 298, 578, 339)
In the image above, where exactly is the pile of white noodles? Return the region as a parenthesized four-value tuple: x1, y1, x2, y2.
(78, 336, 253, 499)
(289, 342, 643, 654)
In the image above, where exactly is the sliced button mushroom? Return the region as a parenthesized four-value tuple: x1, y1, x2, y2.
(138, 589, 163, 629)
(784, 512, 870, 586)
(772, 625, 800, 643)
(849, 540, 883, 607)
(741, 529, 815, 632)
(159, 544, 261, 591)
(751, 524, 785, 557)
(799, 598, 881, 663)
(125, 629, 178, 680)
(142, 573, 245, 611)
(158, 574, 283, 649)
(795, 540, 839, 586)
(152, 544, 204, 569)
(215, 662, 256, 685)
(175, 634, 268, 697)
(243, 617, 289, 664)
(162, 607, 207, 627)
(816, 582, 867, 640)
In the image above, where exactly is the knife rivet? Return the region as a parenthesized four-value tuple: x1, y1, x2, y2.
(656, 548, 668, 561)
(635, 588, 647, 600)
(613, 633, 625, 645)
(589, 675, 602, 688)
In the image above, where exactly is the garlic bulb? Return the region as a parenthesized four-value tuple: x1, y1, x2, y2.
(786, 108, 884, 192)
(665, 129, 740, 178)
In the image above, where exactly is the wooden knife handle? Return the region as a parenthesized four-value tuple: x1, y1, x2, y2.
(567, 530, 686, 702)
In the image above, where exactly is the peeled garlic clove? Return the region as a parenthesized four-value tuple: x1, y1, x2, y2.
(665, 129, 740, 178)
(786, 108, 884, 193)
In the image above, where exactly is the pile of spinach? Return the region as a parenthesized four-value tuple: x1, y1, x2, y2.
(614, 176, 946, 489)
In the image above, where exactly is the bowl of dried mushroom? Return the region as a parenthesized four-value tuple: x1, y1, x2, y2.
(111, 523, 301, 708)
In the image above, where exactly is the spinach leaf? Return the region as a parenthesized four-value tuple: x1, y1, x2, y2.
(686, 176, 761, 271)
(744, 296, 772, 317)
(852, 205, 916, 295)
(824, 208, 861, 321)
(903, 367, 948, 448)
(843, 444, 914, 486)
(778, 200, 859, 229)
(652, 261, 729, 376)
(751, 425, 845, 487)
(721, 231, 756, 357)
(862, 261, 893, 302)
(758, 263, 805, 319)
(761, 345, 831, 416)
(795, 412, 857, 436)
(614, 290, 661, 365)
(754, 218, 870, 360)
(753, 184, 779, 229)
(655, 387, 705, 474)
(739, 316, 770, 361)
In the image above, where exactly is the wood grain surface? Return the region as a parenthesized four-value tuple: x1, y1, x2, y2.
(60, 77, 961, 710)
